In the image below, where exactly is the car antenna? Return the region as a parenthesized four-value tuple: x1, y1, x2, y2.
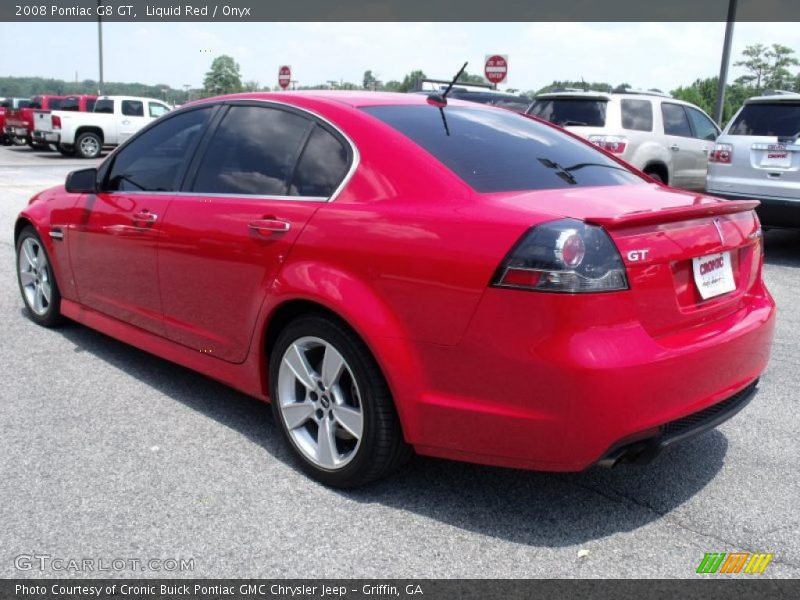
(427, 61, 468, 106)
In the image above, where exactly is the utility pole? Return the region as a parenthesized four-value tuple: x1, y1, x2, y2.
(715, 0, 738, 126)
(97, 0, 104, 95)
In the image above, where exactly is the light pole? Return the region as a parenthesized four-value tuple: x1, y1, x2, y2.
(715, 0, 738, 126)
(97, 0, 104, 95)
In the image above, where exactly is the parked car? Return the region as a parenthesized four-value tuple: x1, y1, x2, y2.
(412, 79, 532, 113)
(50, 95, 171, 158)
(0, 97, 32, 145)
(528, 90, 721, 190)
(14, 92, 774, 487)
(707, 91, 800, 228)
(32, 94, 97, 153)
(4, 95, 65, 148)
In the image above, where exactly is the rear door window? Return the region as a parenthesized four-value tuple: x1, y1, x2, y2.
(60, 97, 80, 111)
(364, 104, 643, 193)
(729, 102, 800, 137)
(528, 98, 607, 127)
(661, 103, 693, 137)
(47, 99, 62, 110)
(289, 124, 350, 197)
(686, 107, 719, 141)
(94, 99, 114, 113)
(621, 99, 653, 131)
(192, 105, 312, 196)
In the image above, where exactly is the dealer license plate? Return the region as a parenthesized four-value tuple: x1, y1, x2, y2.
(692, 251, 735, 300)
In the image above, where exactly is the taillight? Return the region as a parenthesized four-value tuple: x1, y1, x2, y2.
(588, 135, 627, 154)
(709, 143, 733, 163)
(52, 115, 61, 130)
(492, 219, 629, 293)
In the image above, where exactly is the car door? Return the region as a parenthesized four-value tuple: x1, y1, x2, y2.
(70, 106, 216, 336)
(685, 106, 720, 190)
(661, 102, 707, 190)
(119, 99, 149, 142)
(158, 102, 353, 363)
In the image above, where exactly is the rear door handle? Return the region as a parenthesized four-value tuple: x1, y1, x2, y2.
(670, 144, 680, 152)
(249, 219, 291, 235)
(133, 210, 158, 225)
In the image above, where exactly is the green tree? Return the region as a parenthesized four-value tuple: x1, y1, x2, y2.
(383, 80, 402, 92)
(398, 70, 427, 92)
(735, 43, 770, 91)
(457, 70, 487, 85)
(202, 55, 243, 96)
(243, 79, 260, 92)
(764, 43, 799, 90)
(363, 70, 379, 90)
(671, 76, 752, 125)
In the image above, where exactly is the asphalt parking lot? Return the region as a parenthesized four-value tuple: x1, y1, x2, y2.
(0, 144, 798, 579)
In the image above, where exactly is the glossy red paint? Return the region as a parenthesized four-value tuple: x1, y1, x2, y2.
(16, 91, 776, 472)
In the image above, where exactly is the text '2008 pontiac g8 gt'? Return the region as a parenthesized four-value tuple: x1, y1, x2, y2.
(15, 91, 775, 487)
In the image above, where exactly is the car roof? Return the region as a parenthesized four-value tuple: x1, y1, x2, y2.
(196, 90, 488, 109)
(535, 90, 675, 102)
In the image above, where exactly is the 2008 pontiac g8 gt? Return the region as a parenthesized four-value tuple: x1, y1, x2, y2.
(15, 92, 775, 487)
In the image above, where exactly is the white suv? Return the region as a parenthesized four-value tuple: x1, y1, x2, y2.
(706, 92, 800, 228)
(527, 90, 720, 190)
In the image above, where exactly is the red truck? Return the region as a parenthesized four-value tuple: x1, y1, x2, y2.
(4, 95, 65, 148)
(1, 98, 32, 145)
(31, 94, 97, 149)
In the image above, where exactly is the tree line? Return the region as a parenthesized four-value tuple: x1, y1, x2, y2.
(3, 43, 798, 123)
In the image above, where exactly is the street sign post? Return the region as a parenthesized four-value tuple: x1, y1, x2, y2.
(484, 55, 508, 87)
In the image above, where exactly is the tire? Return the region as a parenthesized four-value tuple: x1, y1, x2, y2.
(270, 314, 411, 488)
(75, 131, 102, 159)
(16, 226, 64, 327)
(11, 136, 26, 146)
(28, 140, 49, 150)
(645, 170, 665, 184)
(57, 144, 75, 156)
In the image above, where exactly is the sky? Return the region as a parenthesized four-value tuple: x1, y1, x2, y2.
(1, 22, 799, 93)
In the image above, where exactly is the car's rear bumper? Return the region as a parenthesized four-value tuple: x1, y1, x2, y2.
(405, 283, 775, 472)
(32, 130, 60, 143)
(706, 189, 800, 228)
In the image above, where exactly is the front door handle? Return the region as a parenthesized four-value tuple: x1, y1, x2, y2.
(249, 219, 291, 235)
(133, 210, 158, 225)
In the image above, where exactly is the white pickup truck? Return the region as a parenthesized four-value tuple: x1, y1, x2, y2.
(44, 95, 171, 158)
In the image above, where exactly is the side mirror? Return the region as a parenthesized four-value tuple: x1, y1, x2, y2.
(65, 168, 98, 194)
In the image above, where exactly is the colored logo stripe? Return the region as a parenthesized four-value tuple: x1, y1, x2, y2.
(697, 552, 773, 574)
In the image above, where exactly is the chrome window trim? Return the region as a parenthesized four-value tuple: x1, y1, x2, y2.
(99, 190, 328, 202)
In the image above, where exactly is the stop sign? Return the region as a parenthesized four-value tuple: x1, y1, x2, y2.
(278, 65, 291, 89)
(484, 55, 508, 85)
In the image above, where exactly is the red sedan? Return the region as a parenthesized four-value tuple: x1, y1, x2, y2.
(15, 92, 775, 487)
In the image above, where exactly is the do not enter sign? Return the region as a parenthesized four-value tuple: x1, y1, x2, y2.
(484, 55, 508, 85)
(278, 65, 291, 89)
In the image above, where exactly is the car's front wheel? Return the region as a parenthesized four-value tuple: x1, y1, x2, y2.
(16, 226, 63, 327)
(270, 314, 410, 488)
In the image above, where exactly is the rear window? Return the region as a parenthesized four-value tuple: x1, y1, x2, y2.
(621, 99, 653, 131)
(48, 99, 62, 110)
(729, 102, 800, 137)
(528, 98, 607, 127)
(94, 99, 114, 113)
(363, 105, 643, 193)
(29, 97, 42, 110)
(17, 100, 31, 109)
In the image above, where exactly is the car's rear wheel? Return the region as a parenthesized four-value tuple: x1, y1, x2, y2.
(644, 169, 665, 184)
(16, 226, 63, 327)
(75, 132, 102, 159)
(270, 314, 410, 488)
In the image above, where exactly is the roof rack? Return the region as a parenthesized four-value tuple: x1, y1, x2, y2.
(761, 89, 797, 96)
(611, 88, 672, 98)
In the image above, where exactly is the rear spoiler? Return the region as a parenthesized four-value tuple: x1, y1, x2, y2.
(585, 200, 760, 230)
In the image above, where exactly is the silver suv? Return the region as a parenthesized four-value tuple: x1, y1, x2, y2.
(527, 90, 720, 190)
(706, 92, 800, 228)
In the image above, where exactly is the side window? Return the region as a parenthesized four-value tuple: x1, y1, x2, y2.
(686, 107, 719, 141)
(48, 99, 62, 110)
(290, 125, 350, 197)
(86, 99, 96, 112)
(94, 99, 114, 113)
(122, 100, 144, 117)
(149, 102, 170, 118)
(104, 107, 212, 192)
(192, 105, 311, 196)
(661, 103, 692, 137)
(621, 99, 653, 131)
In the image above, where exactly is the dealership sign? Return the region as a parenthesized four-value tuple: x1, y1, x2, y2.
(278, 65, 292, 89)
(484, 54, 508, 85)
